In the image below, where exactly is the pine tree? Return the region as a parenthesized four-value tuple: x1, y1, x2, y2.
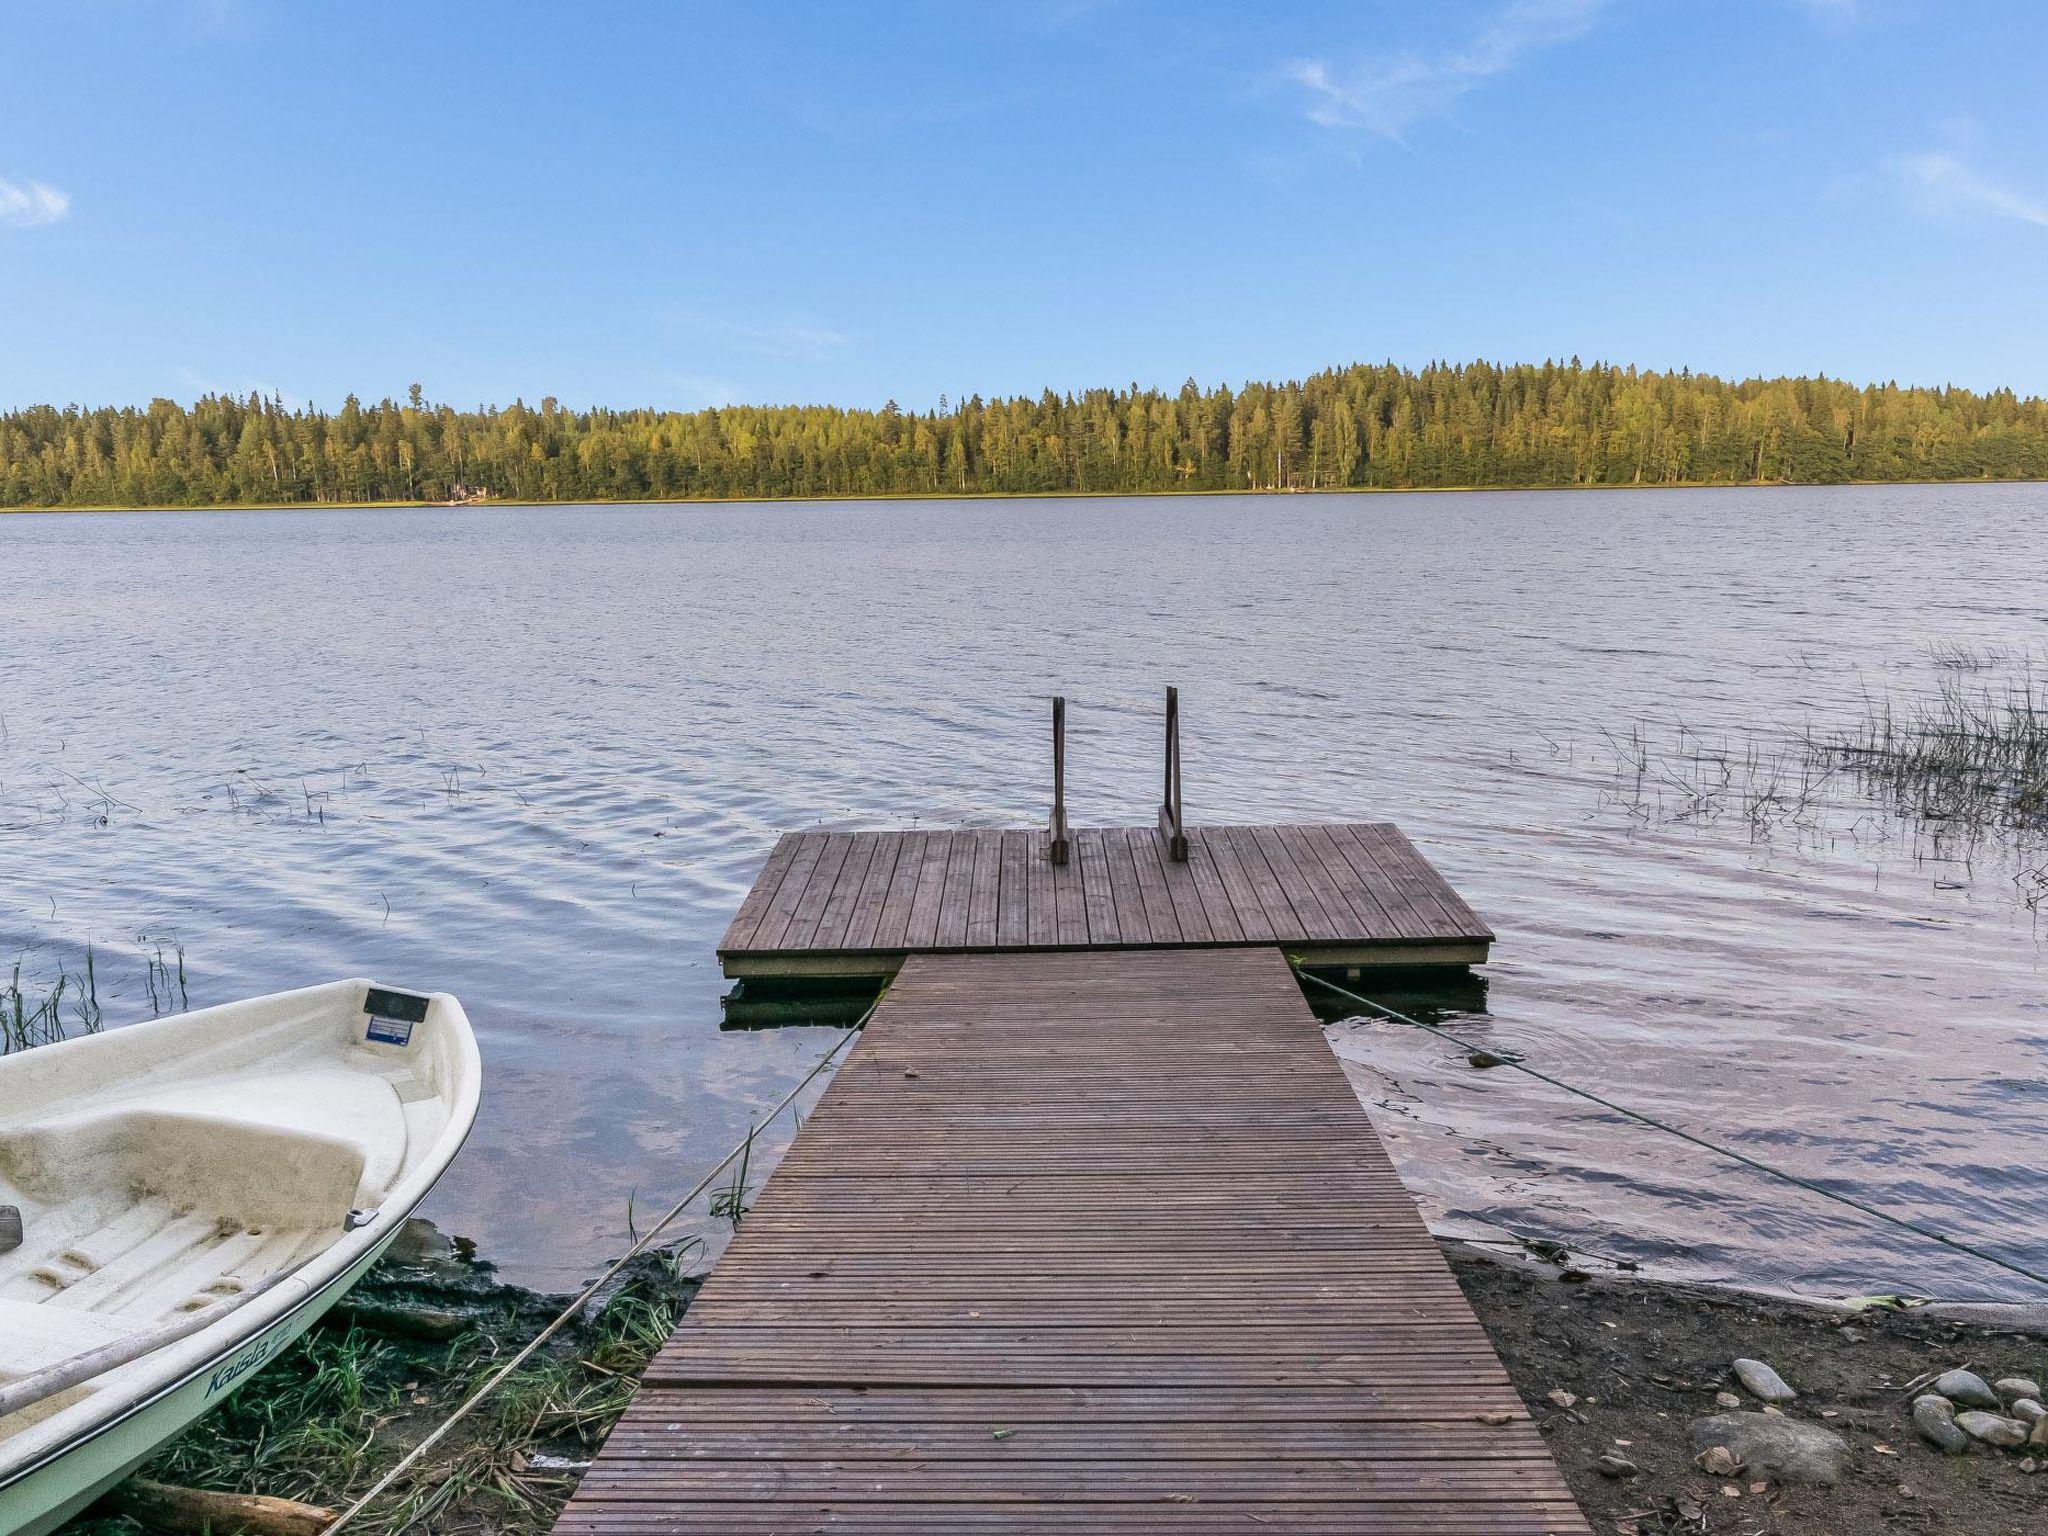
(2, 361, 2045, 508)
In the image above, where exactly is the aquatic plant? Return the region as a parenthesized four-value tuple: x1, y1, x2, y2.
(1598, 724, 1832, 841)
(138, 940, 189, 1016)
(709, 1123, 755, 1230)
(1, 949, 102, 1054)
(1924, 639, 2020, 673)
(1811, 672, 2048, 835)
(2, 942, 194, 1055)
(1596, 668, 2048, 912)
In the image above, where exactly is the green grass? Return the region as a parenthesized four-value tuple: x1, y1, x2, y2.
(69, 1251, 698, 1536)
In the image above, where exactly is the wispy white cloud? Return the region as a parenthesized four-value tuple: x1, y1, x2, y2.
(0, 177, 71, 229)
(664, 372, 751, 410)
(673, 313, 852, 362)
(1286, 0, 1611, 143)
(172, 367, 304, 410)
(1891, 150, 2048, 229)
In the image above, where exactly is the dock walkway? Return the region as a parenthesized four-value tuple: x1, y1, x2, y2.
(555, 942, 1588, 1534)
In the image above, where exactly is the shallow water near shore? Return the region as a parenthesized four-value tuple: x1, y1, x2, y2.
(2, 485, 2044, 1298)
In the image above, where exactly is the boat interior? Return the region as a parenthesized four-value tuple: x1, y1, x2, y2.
(0, 982, 465, 1440)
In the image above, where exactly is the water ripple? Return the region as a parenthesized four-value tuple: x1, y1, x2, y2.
(2, 485, 2045, 1295)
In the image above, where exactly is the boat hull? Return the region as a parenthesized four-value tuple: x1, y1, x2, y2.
(0, 1217, 403, 1536)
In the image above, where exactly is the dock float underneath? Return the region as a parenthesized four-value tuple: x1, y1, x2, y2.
(555, 945, 1588, 1534)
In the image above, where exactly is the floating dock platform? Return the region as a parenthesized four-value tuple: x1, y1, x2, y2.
(718, 823, 1493, 978)
(556, 804, 1587, 1533)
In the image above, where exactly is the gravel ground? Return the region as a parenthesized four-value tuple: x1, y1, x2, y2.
(1450, 1242, 2048, 1535)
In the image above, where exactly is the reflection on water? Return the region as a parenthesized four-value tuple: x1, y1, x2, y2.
(1, 486, 2043, 1297)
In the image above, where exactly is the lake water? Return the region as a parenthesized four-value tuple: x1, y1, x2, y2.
(2, 487, 2044, 1299)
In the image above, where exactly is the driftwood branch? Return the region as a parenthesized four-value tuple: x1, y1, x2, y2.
(99, 1478, 336, 1536)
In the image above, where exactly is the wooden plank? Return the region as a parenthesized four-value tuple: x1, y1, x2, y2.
(1156, 827, 1216, 944)
(1075, 828, 1119, 945)
(807, 829, 879, 951)
(1121, 828, 1183, 944)
(556, 947, 1584, 1535)
(1336, 824, 1462, 940)
(603, 1384, 1534, 1421)
(999, 828, 1033, 947)
(1368, 824, 1494, 939)
(936, 830, 977, 948)
(745, 831, 828, 951)
(1050, 839, 1088, 946)
(1194, 827, 1274, 943)
(903, 831, 953, 950)
(557, 1504, 1589, 1533)
(716, 832, 800, 953)
(1099, 827, 1150, 945)
(847, 831, 913, 950)
(778, 831, 853, 950)
(1181, 830, 1246, 944)
(1295, 823, 1402, 941)
(1320, 822, 1434, 938)
(1275, 823, 1378, 944)
(574, 1459, 1569, 1497)
(1222, 824, 1307, 939)
(965, 829, 1002, 948)
(1248, 825, 1344, 941)
(1024, 828, 1057, 946)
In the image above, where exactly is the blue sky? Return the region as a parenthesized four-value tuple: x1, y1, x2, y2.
(3, 0, 2045, 412)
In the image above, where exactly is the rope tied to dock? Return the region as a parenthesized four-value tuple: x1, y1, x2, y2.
(315, 998, 877, 1536)
(1291, 963, 2048, 1294)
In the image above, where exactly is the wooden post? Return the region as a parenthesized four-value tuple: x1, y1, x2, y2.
(1158, 686, 1188, 861)
(1046, 695, 1071, 866)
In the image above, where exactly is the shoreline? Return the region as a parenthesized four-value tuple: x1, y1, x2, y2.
(5, 473, 2048, 517)
(61, 1226, 2048, 1535)
(1448, 1239, 2048, 1533)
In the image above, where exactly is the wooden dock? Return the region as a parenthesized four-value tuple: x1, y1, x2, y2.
(718, 823, 1493, 978)
(555, 935, 1588, 1532)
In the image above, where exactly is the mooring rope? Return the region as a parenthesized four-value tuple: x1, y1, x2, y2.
(316, 997, 877, 1536)
(1290, 962, 2048, 1294)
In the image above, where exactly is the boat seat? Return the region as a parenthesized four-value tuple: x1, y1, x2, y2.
(137, 1069, 409, 1202)
(0, 1297, 139, 1379)
(0, 1108, 369, 1236)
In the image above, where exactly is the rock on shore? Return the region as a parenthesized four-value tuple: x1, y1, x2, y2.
(1955, 1410, 2029, 1449)
(1732, 1357, 1797, 1404)
(1930, 1368, 2000, 1408)
(1686, 1411, 1850, 1485)
(1911, 1394, 1970, 1455)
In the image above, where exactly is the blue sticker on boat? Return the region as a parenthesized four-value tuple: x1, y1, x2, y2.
(366, 1015, 414, 1046)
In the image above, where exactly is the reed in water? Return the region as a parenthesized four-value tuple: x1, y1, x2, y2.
(1815, 671, 2048, 833)
(2, 950, 100, 1054)
(1598, 664, 2048, 911)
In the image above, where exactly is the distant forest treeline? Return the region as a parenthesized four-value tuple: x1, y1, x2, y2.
(5, 361, 2048, 508)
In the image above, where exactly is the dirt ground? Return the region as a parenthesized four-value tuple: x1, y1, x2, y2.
(1449, 1243, 2048, 1535)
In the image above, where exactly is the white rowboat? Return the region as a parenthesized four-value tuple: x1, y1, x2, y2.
(0, 980, 480, 1536)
